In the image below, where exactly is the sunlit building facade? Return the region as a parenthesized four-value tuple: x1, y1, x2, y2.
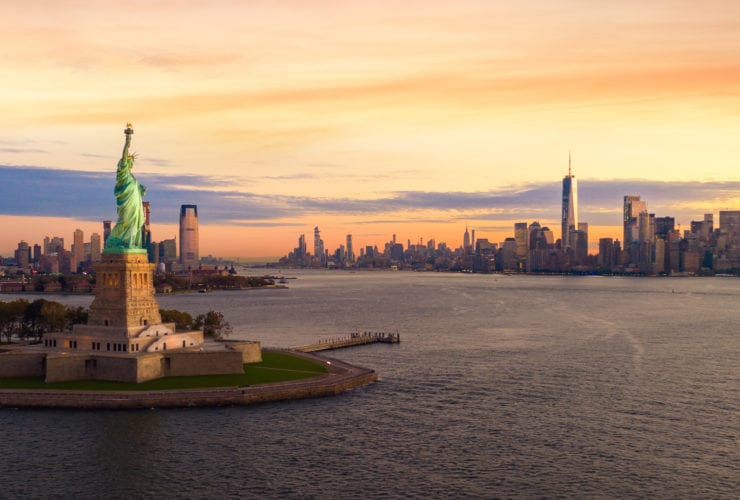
(179, 204, 199, 268)
(561, 163, 578, 249)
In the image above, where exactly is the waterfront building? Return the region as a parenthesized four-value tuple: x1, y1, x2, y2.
(44, 236, 64, 255)
(655, 216, 675, 238)
(654, 237, 666, 274)
(690, 214, 713, 244)
(90, 233, 102, 264)
(313, 226, 324, 266)
(623, 195, 647, 248)
(58, 249, 72, 274)
(561, 156, 578, 249)
(297, 234, 307, 262)
(179, 204, 199, 269)
(463, 225, 471, 252)
(514, 222, 528, 270)
(72, 229, 84, 272)
(390, 243, 404, 261)
(598, 238, 615, 270)
(719, 210, 740, 268)
(345, 234, 355, 264)
(14, 241, 30, 270)
(500, 238, 518, 271)
(638, 211, 653, 272)
(158, 238, 177, 268)
(575, 222, 588, 262)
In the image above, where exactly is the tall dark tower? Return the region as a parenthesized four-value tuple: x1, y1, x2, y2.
(561, 153, 578, 249)
(103, 220, 112, 245)
(142, 202, 152, 248)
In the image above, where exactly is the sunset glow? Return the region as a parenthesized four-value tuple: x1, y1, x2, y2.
(2, 0, 740, 257)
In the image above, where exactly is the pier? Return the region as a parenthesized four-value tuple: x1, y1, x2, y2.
(295, 331, 400, 353)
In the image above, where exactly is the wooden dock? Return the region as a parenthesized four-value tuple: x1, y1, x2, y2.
(294, 331, 400, 353)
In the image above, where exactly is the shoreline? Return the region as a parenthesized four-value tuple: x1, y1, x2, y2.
(0, 349, 377, 410)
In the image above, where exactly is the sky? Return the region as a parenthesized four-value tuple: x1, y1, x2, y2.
(2, 0, 740, 258)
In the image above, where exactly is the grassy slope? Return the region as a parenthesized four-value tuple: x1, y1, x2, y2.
(0, 351, 329, 391)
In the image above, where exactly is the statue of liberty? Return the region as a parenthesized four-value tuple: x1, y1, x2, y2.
(104, 123, 146, 253)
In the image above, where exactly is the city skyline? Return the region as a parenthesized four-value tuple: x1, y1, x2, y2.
(2, 2, 740, 257)
(2, 176, 739, 260)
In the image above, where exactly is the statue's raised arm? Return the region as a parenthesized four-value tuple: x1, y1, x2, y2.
(121, 123, 133, 160)
(104, 123, 147, 254)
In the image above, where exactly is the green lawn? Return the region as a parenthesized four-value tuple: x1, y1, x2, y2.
(0, 351, 329, 391)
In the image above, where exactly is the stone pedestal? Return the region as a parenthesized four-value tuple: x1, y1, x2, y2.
(87, 252, 162, 330)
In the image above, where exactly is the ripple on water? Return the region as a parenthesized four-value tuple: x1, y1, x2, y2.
(2, 273, 738, 497)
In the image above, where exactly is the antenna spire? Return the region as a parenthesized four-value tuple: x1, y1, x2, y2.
(568, 150, 572, 176)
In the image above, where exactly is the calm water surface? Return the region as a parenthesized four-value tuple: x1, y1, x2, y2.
(2, 272, 738, 498)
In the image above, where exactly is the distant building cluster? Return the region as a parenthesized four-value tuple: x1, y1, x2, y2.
(279, 167, 740, 276)
(613, 196, 740, 275)
(2, 202, 204, 277)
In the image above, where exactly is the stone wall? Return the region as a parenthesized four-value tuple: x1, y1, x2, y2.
(146, 331, 203, 353)
(224, 341, 262, 363)
(45, 354, 88, 382)
(94, 356, 141, 383)
(0, 352, 45, 378)
(0, 353, 378, 409)
(136, 353, 165, 382)
(163, 351, 244, 377)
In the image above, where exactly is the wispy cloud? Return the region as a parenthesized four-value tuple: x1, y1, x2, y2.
(1, 147, 49, 154)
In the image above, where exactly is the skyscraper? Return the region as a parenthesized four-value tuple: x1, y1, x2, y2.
(179, 204, 199, 268)
(623, 195, 647, 247)
(142, 201, 152, 248)
(514, 222, 528, 268)
(720, 210, 740, 267)
(72, 229, 84, 272)
(313, 226, 324, 265)
(103, 221, 112, 245)
(463, 225, 471, 251)
(346, 234, 355, 263)
(561, 154, 578, 249)
(90, 233, 102, 264)
(575, 222, 589, 261)
(15, 241, 30, 269)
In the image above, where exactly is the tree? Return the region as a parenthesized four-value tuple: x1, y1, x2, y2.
(0, 300, 29, 344)
(160, 309, 194, 330)
(24, 299, 66, 341)
(65, 306, 88, 331)
(194, 310, 232, 339)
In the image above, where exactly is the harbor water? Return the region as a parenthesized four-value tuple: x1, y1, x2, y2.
(2, 272, 738, 498)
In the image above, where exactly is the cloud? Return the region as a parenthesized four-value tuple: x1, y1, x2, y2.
(80, 152, 110, 159)
(1, 147, 49, 154)
(138, 52, 241, 69)
(1, 165, 737, 228)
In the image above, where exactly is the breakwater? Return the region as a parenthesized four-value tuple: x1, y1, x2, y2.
(295, 331, 400, 352)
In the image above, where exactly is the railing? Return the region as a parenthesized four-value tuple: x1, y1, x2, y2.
(294, 331, 400, 352)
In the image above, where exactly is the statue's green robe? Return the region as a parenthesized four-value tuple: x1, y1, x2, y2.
(106, 133, 145, 251)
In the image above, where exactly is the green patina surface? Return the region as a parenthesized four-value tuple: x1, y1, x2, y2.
(0, 352, 328, 391)
(104, 125, 147, 254)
